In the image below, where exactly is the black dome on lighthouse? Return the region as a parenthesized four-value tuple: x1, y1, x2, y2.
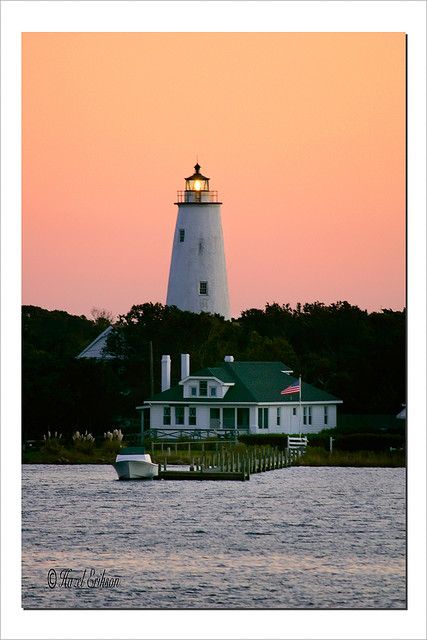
(185, 163, 209, 181)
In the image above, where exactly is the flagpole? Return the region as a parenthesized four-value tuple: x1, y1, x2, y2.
(299, 374, 302, 437)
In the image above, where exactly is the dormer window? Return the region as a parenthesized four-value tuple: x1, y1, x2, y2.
(181, 376, 234, 399)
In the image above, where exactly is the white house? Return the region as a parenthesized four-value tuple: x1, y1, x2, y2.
(137, 354, 342, 436)
(77, 326, 114, 359)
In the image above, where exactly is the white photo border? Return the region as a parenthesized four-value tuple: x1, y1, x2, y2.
(1, 2, 426, 639)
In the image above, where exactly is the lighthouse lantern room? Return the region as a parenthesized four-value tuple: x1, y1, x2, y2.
(176, 163, 220, 204)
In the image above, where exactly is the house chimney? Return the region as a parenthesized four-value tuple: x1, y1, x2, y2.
(161, 355, 171, 391)
(224, 355, 234, 362)
(181, 353, 190, 380)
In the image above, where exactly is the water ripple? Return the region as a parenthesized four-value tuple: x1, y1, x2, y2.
(22, 465, 406, 609)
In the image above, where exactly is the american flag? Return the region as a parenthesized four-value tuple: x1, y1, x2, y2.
(280, 382, 301, 395)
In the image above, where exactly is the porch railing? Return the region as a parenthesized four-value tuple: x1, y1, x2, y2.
(127, 428, 249, 444)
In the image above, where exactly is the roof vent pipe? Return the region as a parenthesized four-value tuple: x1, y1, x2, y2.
(161, 355, 171, 391)
(181, 353, 190, 380)
(224, 355, 234, 362)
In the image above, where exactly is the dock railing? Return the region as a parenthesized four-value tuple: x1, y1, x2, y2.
(287, 436, 308, 448)
(157, 444, 295, 480)
(287, 436, 308, 460)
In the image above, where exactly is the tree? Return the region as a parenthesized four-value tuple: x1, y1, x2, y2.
(22, 302, 406, 439)
(90, 307, 114, 330)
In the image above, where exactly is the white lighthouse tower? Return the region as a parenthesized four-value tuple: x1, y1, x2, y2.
(166, 164, 231, 319)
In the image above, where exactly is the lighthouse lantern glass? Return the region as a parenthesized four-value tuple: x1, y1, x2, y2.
(185, 176, 209, 191)
(185, 164, 210, 192)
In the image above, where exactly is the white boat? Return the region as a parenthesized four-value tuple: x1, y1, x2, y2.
(113, 447, 158, 480)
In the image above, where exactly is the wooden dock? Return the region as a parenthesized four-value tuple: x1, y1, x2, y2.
(153, 442, 306, 481)
(156, 470, 249, 481)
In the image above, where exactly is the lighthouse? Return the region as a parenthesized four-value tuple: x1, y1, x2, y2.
(166, 164, 231, 319)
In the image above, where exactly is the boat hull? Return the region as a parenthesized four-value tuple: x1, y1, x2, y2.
(113, 460, 158, 480)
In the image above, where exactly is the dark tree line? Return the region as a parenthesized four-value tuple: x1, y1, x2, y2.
(22, 302, 406, 439)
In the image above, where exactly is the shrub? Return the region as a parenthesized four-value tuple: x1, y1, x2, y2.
(238, 434, 290, 450)
(334, 432, 405, 452)
(42, 431, 64, 454)
(72, 430, 96, 453)
(102, 428, 124, 452)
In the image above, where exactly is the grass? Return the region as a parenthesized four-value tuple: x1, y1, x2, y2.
(292, 446, 405, 467)
(22, 446, 116, 465)
(22, 443, 405, 467)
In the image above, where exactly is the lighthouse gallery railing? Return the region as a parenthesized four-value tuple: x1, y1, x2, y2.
(175, 190, 219, 204)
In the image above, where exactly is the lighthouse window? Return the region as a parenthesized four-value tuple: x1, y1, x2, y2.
(199, 281, 208, 295)
(179, 229, 185, 242)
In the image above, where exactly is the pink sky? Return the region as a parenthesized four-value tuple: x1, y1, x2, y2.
(22, 33, 405, 319)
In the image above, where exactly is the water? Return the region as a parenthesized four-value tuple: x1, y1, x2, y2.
(22, 465, 406, 609)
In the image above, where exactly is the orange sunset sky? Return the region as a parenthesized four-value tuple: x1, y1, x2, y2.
(22, 32, 405, 319)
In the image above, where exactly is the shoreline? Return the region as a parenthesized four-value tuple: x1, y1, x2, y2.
(22, 453, 405, 468)
(21, 462, 406, 468)
(22, 442, 405, 468)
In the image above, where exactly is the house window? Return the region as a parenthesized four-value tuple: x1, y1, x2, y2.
(189, 407, 197, 426)
(210, 408, 220, 428)
(179, 228, 185, 242)
(190, 386, 197, 397)
(258, 407, 269, 429)
(303, 406, 312, 426)
(292, 407, 297, 416)
(199, 281, 208, 295)
(143, 407, 150, 429)
(199, 380, 208, 396)
(324, 406, 328, 425)
(175, 406, 184, 425)
(277, 407, 281, 426)
(210, 386, 217, 397)
(163, 407, 171, 426)
(237, 408, 249, 428)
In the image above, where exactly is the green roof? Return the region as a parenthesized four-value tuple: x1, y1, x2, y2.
(146, 361, 341, 404)
(187, 366, 236, 383)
